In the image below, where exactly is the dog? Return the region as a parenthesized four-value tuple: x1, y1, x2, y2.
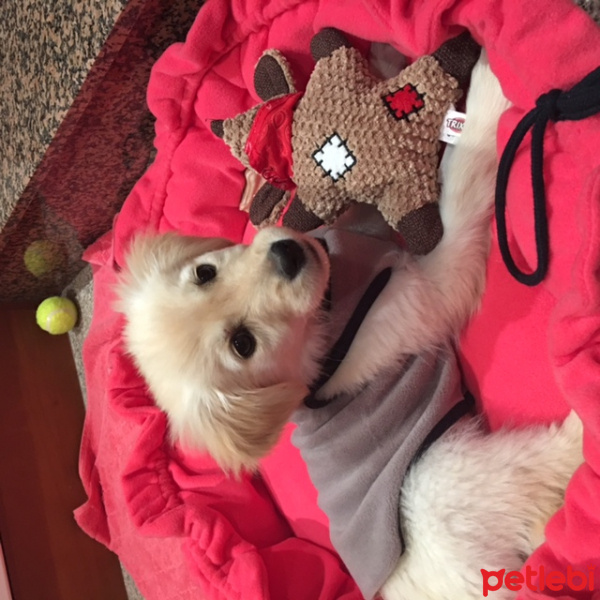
(116, 53, 583, 600)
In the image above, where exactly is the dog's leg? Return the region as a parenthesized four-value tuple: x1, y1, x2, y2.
(413, 50, 512, 343)
(319, 52, 511, 396)
(380, 412, 584, 600)
(383, 50, 512, 355)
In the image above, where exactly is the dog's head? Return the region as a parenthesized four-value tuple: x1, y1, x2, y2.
(116, 227, 330, 474)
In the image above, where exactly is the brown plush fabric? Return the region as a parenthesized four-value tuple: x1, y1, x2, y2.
(292, 51, 461, 232)
(397, 203, 444, 255)
(222, 106, 259, 167)
(210, 119, 225, 138)
(282, 194, 325, 230)
(249, 184, 287, 225)
(432, 31, 481, 89)
(310, 27, 352, 60)
(215, 31, 477, 254)
(254, 50, 297, 100)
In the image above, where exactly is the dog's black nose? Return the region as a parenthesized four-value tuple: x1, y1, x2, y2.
(269, 239, 306, 280)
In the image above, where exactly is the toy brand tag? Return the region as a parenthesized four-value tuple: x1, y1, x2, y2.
(439, 110, 466, 144)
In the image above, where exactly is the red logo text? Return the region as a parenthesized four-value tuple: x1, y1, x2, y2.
(445, 116, 465, 133)
(481, 565, 595, 596)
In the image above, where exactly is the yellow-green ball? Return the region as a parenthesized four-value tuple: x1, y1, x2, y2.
(24, 240, 63, 278)
(36, 297, 78, 335)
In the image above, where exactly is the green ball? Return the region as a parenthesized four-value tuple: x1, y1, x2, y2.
(36, 297, 78, 335)
(24, 240, 63, 278)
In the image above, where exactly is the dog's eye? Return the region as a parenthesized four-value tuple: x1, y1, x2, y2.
(195, 264, 216, 285)
(231, 327, 256, 359)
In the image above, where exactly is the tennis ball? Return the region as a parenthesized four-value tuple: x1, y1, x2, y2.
(36, 297, 78, 335)
(24, 240, 63, 278)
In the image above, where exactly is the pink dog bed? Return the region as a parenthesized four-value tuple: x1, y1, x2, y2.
(75, 0, 600, 598)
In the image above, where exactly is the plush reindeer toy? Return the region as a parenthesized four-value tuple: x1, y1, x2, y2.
(212, 29, 480, 254)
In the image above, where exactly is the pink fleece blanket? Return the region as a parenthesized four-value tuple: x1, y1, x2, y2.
(75, 0, 600, 598)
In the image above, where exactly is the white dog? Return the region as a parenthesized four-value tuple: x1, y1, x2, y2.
(117, 54, 583, 600)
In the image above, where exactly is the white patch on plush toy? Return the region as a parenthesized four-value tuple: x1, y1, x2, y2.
(312, 133, 357, 181)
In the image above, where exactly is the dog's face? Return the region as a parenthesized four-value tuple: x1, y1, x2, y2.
(116, 227, 330, 474)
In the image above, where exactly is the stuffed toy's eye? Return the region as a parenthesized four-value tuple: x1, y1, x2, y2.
(195, 264, 217, 285)
(231, 327, 256, 359)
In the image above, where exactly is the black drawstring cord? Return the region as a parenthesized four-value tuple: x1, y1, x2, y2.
(495, 65, 600, 287)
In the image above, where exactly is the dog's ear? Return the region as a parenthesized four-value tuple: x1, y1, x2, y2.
(178, 381, 308, 476)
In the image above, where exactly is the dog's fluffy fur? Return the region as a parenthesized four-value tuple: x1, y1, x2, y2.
(117, 228, 328, 473)
(117, 54, 583, 600)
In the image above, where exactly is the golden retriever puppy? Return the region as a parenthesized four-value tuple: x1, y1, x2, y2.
(117, 227, 329, 473)
(116, 54, 583, 600)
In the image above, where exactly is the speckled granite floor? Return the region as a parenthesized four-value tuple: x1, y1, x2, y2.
(0, 0, 128, 229)
(0, 0, 202, 304)
(65, 266, 145, 600)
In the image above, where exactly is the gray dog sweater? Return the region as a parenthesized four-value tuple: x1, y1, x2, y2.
(292, 221, 471, 600)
